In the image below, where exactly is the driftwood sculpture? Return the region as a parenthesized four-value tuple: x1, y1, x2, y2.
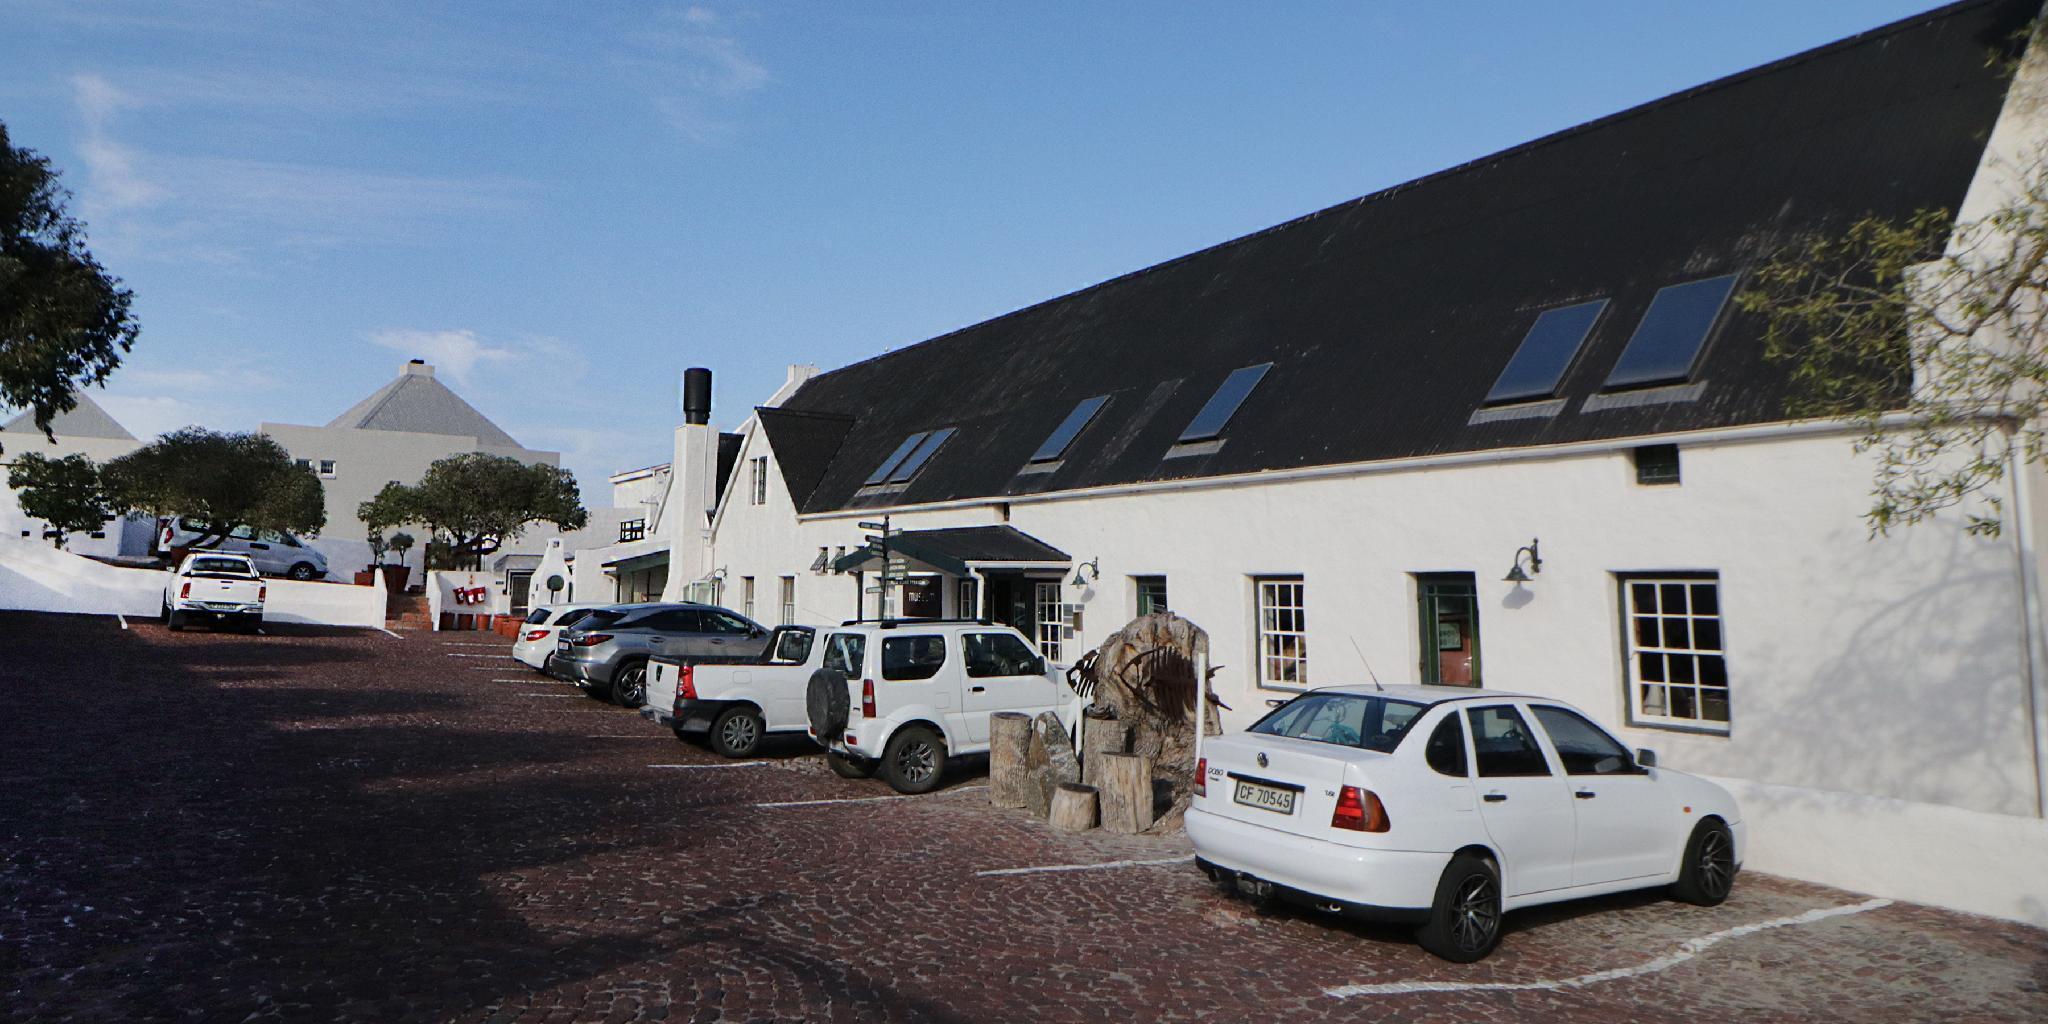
(1065, 611, 1222, 833)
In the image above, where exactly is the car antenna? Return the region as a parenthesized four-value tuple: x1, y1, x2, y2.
(1348, 635, 1384, 692)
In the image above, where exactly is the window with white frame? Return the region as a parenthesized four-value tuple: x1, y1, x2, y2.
(1255, 576, 1308, 689)
(958, 578, 979, 619)
(741, 576, 756, 620)
(750, 456, 768, 505)
(318, 459, 337, 478)
(1034, 581, 1066, 664)
(1621, 574, 1728, 731)
(779, 576, 796, 625)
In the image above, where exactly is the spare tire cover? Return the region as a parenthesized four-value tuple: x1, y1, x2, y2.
(807, 667, 850, 738)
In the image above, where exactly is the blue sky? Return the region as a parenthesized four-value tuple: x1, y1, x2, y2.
(0, 1, 1942, 500)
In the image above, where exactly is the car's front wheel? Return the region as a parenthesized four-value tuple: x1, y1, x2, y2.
(287, 563, 319, 581)
(710, 706, 765, 758)
(1416, 852, 1503, 963)
(1673, 819, 1737, 906)
(880, 726, 947, 794)
(611, 662, 648, 708)
(825, 750, 876, 779)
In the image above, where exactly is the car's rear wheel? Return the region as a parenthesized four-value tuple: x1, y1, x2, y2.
(166, 609, 185, 632)
(287, 562, 318, 581)
(158, 600, 170, 624)
(1416, 852, 1503, 963)
(710, 706, 765, 758)
(825, 750, 876, 779)
(611, 662, 648, 708)
(1673, 819, 1737, 906)
(881, 726, 946, 794)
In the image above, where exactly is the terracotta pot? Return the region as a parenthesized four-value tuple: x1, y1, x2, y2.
(353, 570, 378, 587)
(380, 566, 412, 593)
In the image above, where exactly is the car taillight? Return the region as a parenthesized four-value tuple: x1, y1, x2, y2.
(678, 665, 696, 701)
(1332, 786, 1390, 833)
(523, 629, 549, 641)
(861, 678, 876, 718)
(569, 633, 613, 646)
(257, 586, 266, 601)
(1194, 757, 1207, 797)
(179, 582, 190, 599)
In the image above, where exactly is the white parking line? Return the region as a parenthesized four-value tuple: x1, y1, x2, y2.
(585, 734, 668, 739)
(522, 693, 580, 698)
(976, 856, 1194, 878)
(439, 643, 507, 648)
(1322, 897, 1893, 999)
(754, 785, 987, 809)
(444, 653, 507, 658)
(377, 627, 402, 639)
(647, 761, 769, 769)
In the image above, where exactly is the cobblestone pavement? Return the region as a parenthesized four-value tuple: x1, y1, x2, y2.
(4, 611, 2046, 1023)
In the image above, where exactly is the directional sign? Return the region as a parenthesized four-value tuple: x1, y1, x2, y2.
(858, 521, 889, 532)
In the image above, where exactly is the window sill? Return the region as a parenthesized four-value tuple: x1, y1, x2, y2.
(1625, 716, 1730, 737)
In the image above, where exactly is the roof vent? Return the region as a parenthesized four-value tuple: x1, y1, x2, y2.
(403, 360, 434, 377)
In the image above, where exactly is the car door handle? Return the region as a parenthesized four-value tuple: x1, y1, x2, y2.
(1575, 790, 1597, 800)
(971, 685, 987, 693)
(1482, 793, 1508, 803)
(648, 637, 665, 644)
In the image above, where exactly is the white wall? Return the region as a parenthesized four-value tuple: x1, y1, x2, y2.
(265, 571, 386, 628)
(0, 535, 386, 626)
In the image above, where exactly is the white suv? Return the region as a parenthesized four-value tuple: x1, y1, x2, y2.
(805, 620, 1079, 794)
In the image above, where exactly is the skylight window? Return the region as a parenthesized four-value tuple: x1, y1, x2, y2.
(1485, 299, 1608, 404)
(1030, 396, 1109, 463)
(1604, 275, 1739, 389)
(1178, 363, 1272, 443)
(887, 427, 956, 483)
(864, 433, 930, 485)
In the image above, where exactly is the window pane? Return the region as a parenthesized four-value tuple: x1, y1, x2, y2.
(1702, 689, 1730, 722)
(1694, 618, 1722, 651)
(1425, 715, 1468, 777)
(1631, 582, 1658, 613)
(1670, 687, 1698, 719)
(882, 635, 947, 681)
(1639, 652, 1666, 683)
(1531, 706, 1634, 775)
(1670, 655, 1697, 685)
(1179, 363, 1272, 442)
(1030, 395, 1110, 463)
(1467, 706, 1552, 777)
(1662, 616, 1690, 649)
(1691, 583, 1720, 615)
(1485, 299, 1608, 403)
(1698, 654, 1727, 687)
(1634, 616, 1659, 648)
(1660, 583, 1687, 614)
(865, 433, 928, 485)
(1641, 684, 1668, 716)
(1604, 274, 1738, 388)
(888, 428, 956, 483)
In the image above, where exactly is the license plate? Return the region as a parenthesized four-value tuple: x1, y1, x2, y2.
(1233, 779, 1297, 815)
(557, 639, 570, 651)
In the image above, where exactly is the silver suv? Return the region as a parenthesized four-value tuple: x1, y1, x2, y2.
(548, 602, 773, 706)
(157, 518, 330, 581)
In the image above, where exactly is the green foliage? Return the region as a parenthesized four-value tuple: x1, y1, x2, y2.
(101, 428, 327, 544)
(1738, 145, 2048, 537)
(388, 530, 415, 568)
(0, 121, 138, 450)
(366, 453, 586, 570)
(6, 451, 111, 545)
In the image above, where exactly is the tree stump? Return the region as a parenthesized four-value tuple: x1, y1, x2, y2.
(1097, 752, 1155, 834)
(1049, 783, 1098, 832)
(1080, 713, 1131, 788)
(989, 712, 1034, 809)
(1023, 711, 1082, 818)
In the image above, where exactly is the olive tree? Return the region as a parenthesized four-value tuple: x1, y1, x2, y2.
(101, 428, 326, 546)
(358, 453, 585, 570)
(6, 451, 111, 546)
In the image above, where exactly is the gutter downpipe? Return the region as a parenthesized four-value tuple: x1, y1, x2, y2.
(2009, 439, 2048, 818)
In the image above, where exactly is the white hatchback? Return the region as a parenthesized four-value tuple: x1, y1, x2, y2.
(510, 603, 612, 671)
(1187, 685, 1742, 962)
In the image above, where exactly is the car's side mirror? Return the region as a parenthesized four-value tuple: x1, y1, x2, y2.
(1032, 657, 1047, 676)
(1635, 748, 1658, 769)
(1265, 699, 1287, 709)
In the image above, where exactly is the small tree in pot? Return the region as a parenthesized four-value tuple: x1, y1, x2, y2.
(386, 531, 416, 592)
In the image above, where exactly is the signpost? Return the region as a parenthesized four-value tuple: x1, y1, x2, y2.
(857, 516, 901, 618)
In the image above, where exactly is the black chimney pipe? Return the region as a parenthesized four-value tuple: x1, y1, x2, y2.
(682, 367, 712, 426)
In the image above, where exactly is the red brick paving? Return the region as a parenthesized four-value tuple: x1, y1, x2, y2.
(3, 611, 2045, 1022)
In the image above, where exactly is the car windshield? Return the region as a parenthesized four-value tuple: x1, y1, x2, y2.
(1248, 693, 1427, 753)
(187, 557, 255, 577)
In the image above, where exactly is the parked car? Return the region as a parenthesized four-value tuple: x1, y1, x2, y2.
(511, 603, 613, 671)
(807, 620, 1079, 795)
(161, 552, 267, 632)
(644, 625, 819, 756)
(1187, 685, 1742, 963)
(157, 517, 329, 581)
(548, 603, 773, 706)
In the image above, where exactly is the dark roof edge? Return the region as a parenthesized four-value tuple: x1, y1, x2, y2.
(800, 0, 2019, 390)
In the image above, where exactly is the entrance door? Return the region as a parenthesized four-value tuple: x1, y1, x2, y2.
(508, 571, 533, 613)
(1417, 573, 1481, 687)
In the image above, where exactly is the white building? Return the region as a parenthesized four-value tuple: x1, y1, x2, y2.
(637, 1, 2048, 925)
(0, 393, 148, 557)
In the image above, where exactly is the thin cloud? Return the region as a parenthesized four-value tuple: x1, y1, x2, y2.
(624, 5, 771, 144)
(367, 329, 522, 388)
(71, 73, 165, 210)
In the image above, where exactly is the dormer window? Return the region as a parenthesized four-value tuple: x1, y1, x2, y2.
(1485, 299, 1607, 404)
(1029, 396, 1109, 464)
(1178, 363, 1271, 443)
(1604, 275, 1739, 389)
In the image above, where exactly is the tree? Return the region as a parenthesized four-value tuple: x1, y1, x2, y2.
(1738, 149, 2048, 538)
(0, 121, 138, 451)
(6, 452, 111, 546)
(101, 428, 326, 546)
(360, 453, 585, 570)
(389, 531, 416, 568)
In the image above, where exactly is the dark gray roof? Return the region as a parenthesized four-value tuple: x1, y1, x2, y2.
(327, 365, 522, 447)
(832, 525, 1070, 575)
(493, 553, 542, 573)
(0, 392, 135, 441)
(764, 0, 2036, 515)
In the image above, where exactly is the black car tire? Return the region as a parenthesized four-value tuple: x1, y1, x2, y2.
(1672, 819, 1738, 907)
(158, 600, 170, 624)
(167, 609, 185, 632)
(806, 667, 850, 739)
(1415, 852, 1504, 963)
(709, 706, 766, 758)
(880, 726, 947, 795)
(611, 661, 649, 708)
(825, 750, 876, 779)
(287, 563, 318, 581)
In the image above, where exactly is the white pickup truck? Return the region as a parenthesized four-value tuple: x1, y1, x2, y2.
(161, 552, 266, 632)
(644, 624, 822, 757)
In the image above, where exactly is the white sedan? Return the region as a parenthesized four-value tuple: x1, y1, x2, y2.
(510, 603, 613, 671)
(1187, 685, 1742, 962)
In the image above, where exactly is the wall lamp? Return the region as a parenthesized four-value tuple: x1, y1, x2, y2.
(1503, 539, 1543, 583)
(1069, 557, 1100, 588)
